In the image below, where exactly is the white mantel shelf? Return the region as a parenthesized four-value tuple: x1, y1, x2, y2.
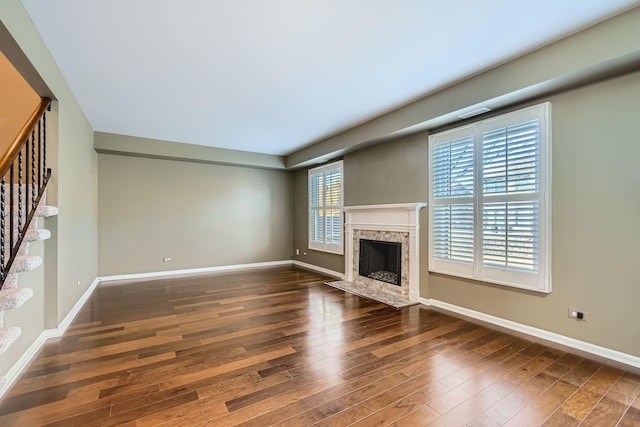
(343, 203, 427, 211)
(343, 203, 427, 234)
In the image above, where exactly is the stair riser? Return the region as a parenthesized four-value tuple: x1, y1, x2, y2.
(8, 256, 42, 274)
(1, 275, 18, 290)
(2, 203, 57, 219)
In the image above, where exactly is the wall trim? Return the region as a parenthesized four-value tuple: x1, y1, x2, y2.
(292, 260, 344, 280)
(57, 278, 101, 335)
(97, 260, 293, 283)
(0, 329, 53, 398)
(420, 298, 640, 370)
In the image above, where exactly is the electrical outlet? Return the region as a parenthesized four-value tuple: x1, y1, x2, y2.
(296, 249, 299, 255)
(568, 308, 588, 321)
(163, 257, 171, 262)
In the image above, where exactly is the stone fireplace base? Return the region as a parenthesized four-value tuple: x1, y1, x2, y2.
(325, 280, 418, 308)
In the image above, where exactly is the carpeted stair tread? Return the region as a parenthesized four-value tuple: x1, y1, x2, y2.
(9, 204, 58, 217)
(24, 228, 51, 242)
(0, 287, 33, 310)
(10, 256, 42, 273)
(35, 205, 58, 217)
(0, 326, 21, 354)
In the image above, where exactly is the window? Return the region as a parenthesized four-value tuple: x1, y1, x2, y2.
(309, 160, 343, 254)
(428, 103, 551, 292)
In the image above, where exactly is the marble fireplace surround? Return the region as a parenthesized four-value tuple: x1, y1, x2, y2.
(335, 203, 427, 306)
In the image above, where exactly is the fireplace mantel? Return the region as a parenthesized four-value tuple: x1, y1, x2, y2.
(343, 203, 427, 211)
(344, 203, 427, 232)
(344, 203, 427, 303)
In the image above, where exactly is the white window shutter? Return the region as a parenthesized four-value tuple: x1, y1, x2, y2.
(308, 161, 343, 254)
(429, 103, 551, 292)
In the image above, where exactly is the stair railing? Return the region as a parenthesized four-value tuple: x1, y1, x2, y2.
(0, 98, 52, 289)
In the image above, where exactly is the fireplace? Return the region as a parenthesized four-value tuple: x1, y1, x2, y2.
(359, 239, 401, 286)
(353, 229, 409, 298)
(325, 203, 427, 307)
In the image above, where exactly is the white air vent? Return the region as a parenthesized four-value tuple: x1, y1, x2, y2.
(458, 107, 491, 119)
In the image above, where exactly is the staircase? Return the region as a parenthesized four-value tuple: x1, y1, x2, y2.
(0, 98, 56, 356)
(0, 192, 57, 353)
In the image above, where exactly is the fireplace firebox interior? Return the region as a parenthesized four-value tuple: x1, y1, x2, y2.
(358, 239, 401, 286)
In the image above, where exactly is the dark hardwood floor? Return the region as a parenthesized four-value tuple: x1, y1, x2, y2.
(0, 266, 638, 426)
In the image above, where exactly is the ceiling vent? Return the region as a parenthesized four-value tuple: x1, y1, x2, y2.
(457, 107, 492, 119)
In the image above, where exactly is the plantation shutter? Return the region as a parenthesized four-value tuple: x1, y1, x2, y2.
(324, 166, 343, 247)
(432, 134, 475, 262)
(429, 129, 476, 278)
(481, 120, 540, 272)
(308, 161, 343, 254)
(308, 170, 323, 245)
(429, 103, 551, 292)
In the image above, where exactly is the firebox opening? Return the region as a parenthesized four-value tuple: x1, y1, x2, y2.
(358, 239, 401, 286)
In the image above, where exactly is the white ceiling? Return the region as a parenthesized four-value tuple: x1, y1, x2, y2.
(21, 0, 639, 156)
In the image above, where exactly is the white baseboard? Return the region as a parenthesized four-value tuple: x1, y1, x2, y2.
(420, 298, 640, 370)
(0, 329, 51, 398)
(292, 260, 344, 280)
(56, 277, 101, 336)
(97, 260, 344, 284)
(97, 260, 293, 283)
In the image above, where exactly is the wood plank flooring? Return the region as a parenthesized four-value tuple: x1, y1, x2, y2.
(0, 266, 638, 426)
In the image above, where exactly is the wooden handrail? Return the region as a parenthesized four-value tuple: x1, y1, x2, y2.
(0, 97, 51, 180)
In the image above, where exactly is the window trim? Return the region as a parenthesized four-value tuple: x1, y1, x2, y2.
(428, 103, 552, 293)
(308, 160, 344, 255)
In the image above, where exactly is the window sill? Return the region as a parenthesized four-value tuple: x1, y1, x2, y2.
(428, 267, 551, 294)
(309, 245, 344, 256)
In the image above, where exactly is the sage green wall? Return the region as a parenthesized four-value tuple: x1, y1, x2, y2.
(292, 133, 429, 272)
(56, 107, 98, 322)
(98, 154, 293, 276)
(0, 0, 98, 376)
(343, 133, 428, 206)
(430, 72, 640, 357)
